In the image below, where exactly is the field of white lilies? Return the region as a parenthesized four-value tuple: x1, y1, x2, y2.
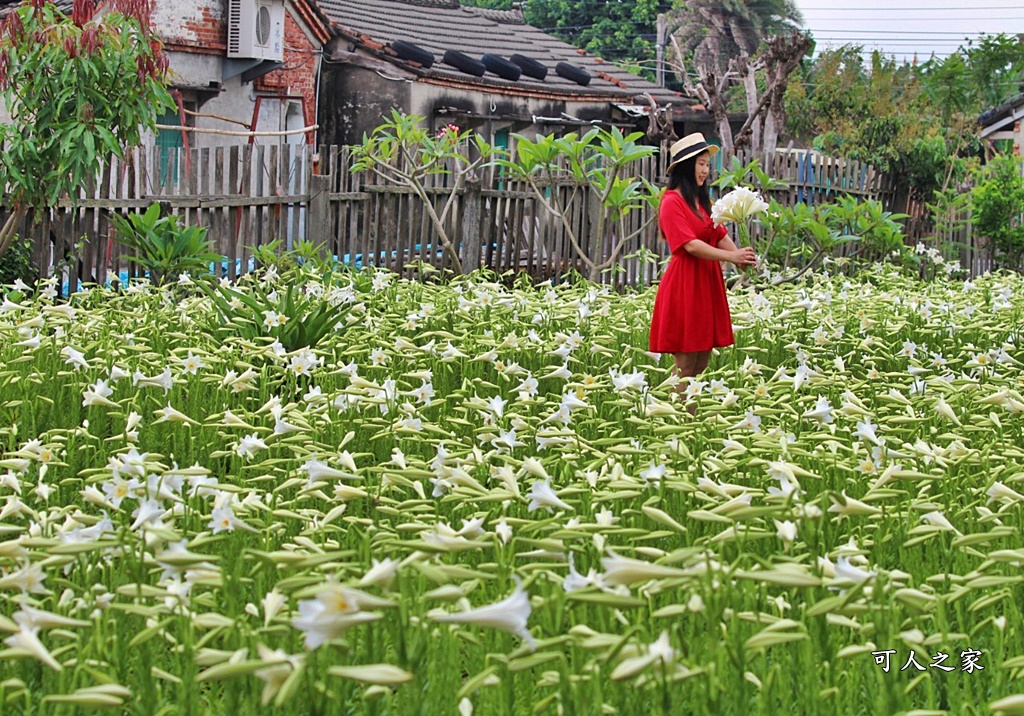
(0, 261, 1023, 716)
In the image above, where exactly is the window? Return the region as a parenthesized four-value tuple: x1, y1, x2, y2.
(155, 101, 197, 188)
(494, 128, 509, 191)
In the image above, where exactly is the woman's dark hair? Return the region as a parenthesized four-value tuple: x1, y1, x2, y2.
(666, 152, 712, 216)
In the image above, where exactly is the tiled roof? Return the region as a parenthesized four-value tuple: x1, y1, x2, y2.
(979, 92, 1024, 127)
(317, 0, 689, 106)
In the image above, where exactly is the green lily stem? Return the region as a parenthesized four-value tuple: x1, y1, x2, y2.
(736, 219, 758, 282)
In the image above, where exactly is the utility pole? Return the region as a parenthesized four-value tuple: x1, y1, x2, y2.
(656, 13, 666, 87)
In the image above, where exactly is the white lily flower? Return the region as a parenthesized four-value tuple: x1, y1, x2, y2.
(987, 481, 1024, 504)
(430, 577, 534, 650)
(154, 403, 199, 426)
(521, 457, 549, 480)
(262, 589, 286, 627)
(774, 519, 798, 546)
(921, 511, 960, 534)
(933, 397, 962, 426)
(130, 498, 166, 531)
(600, 550, 693, 586)
(527, 478, 572, 512)
(4, 622, 62, 671)
(639, 461, 667, 485)
(855, 419, 881, 446)
(358, 558, 400, 588)
(711, 186, 769, 227)
(827, 492, 881, 517)
(254, 644, 303, 705)
(833, 556, 874, 584)
(494, 518, 513, 544)
(609, 367, 648, 394)
(803, 396, 834, 425)
(82, 379, 117, 408)
(61, 346, 89, 370)
(732, 409, 762, 433)
(292, 584, 380, 650)
(301, 455, 353, 484)
(0, 562, 49, 593)
(236, 433, 268, 460)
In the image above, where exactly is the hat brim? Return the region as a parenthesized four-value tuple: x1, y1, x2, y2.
(666, 143, 719, 172)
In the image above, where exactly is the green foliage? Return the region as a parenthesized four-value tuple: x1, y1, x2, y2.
(250, 238, 335, 275)
(670, 0, 803, 74)
(0, 230, 35, 286)
(758, 196, 909, 282)
(787, 34, 1024, 197)
(800, 51, 940, 186)
(825, 195, 909, 256)
(198, 267, 352, 353)
(919, 185, 975, 278)
(462, 0, 664, 81)
(713, 156, 790, 193)
(922, 34, 1024, 113)
(498, 127, 659, 281)
(0, 1, 173, 262)
(108, 204, 222, 287)
(352, 109, 496, 178)
(351, 110, 498, 275)
(969, 155, 1024, 270)
(0, 2, 173, 210)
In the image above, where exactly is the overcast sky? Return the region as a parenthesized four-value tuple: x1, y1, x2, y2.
(795, 0, 1024, 64)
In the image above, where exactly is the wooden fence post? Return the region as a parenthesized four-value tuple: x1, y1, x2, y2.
(308, 168, 332, 253)
(460, 177, 482, 271)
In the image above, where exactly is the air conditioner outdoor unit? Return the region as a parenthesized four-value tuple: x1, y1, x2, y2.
(227, 0, 285, 62)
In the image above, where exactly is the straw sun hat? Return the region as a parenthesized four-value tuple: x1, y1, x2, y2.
(665, 132, 719, 173)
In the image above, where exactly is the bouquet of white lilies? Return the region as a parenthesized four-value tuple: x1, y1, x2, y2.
(712, 186, 770, 282)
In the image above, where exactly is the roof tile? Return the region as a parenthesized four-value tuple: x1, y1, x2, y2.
(317, 0, 686, 105)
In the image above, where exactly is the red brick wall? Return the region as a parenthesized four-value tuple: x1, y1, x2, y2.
(255, 10, 320, 142)
(157, 0, 226, 56)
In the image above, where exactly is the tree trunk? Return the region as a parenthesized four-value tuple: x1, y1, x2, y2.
(739, 57, 762, 154)
(669, 35, 734, 154)
(762, 33, 812, 155)
(0, 203, 29, 263)
(699, 65, 735, 156)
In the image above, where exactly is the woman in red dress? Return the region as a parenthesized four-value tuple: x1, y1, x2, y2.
(649, 133, 757, 413)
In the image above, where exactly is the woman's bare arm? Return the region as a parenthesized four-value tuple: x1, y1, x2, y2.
(683, 239, 755, 265)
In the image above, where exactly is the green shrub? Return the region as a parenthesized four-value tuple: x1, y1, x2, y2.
(109, 203, 222, 286)
(970, 155, 1024, 270)
(0, 234, 35, 287)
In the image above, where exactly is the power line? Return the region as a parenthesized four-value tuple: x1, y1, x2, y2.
(809, 28, 1024, 35)
(797, 4, 1024, 10)
(813, 38, 1006, 44)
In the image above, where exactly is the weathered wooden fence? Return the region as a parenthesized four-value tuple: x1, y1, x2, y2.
(0, 142, 1002, 292)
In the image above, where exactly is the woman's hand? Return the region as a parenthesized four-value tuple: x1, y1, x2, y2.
(730, 247, 757, 267)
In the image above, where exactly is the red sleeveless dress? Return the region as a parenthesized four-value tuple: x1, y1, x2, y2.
(649, 190, 734, 353)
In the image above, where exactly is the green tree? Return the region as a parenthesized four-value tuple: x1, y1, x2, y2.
(669, 0, 803, 72)
(0, 0, 173, 262)
(785, 48, 949, 196)
(959, 33, 1024, 110)
(970, 155, 1024, 270)
(462, 0, 668, 80)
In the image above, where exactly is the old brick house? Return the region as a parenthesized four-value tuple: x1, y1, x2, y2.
(152, 0, 331, 150)
(2, 0, 713, 153)
(313, 0, 700, 149)
(0, 0, 331, 150)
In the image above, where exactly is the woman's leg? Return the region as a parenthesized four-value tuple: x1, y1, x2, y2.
(671, 352, 700, 414)
(694, 350, 713, 376)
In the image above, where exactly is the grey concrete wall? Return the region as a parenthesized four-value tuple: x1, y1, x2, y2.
(318, 62, 618, 147)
